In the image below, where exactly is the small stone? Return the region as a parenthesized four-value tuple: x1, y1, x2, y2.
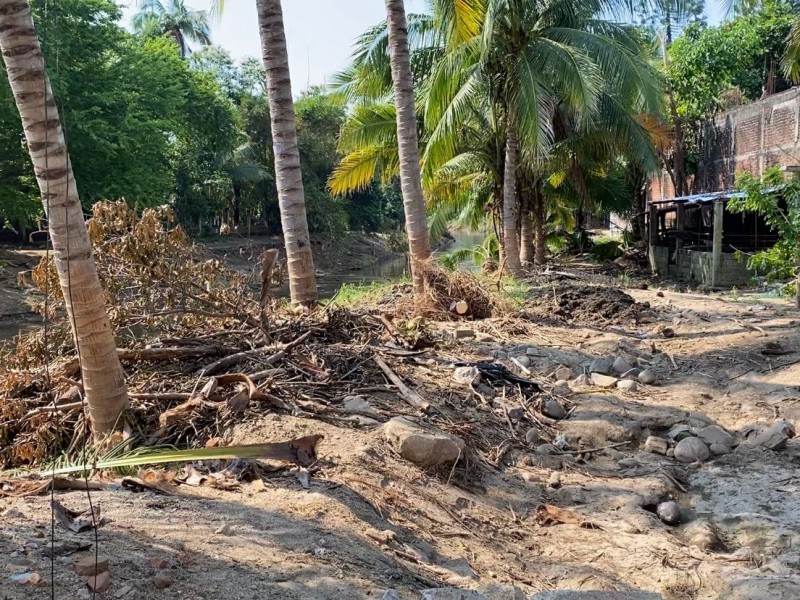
(751, 420, 796, 450)
(114, 585, 133, 598)
(552, 381, 573, 397)
(618, 457, 639, 468)
(667, 424, 693, 442)
(382, 590, 401, 600)
(590, 373, 618, 388)
(644, 436, 668, 455)
(214, 523, 232, 535)
(571, 374, 590, 387)
(588, 357, 615, 375)
(638, 369, 657, 385)
(9, 572, 41, 586)
(656, 501, 680, 525)
(554, 367, 572, 381)
(342, 395, 379, 416)
(612, 356, 633, 374)
(453, 366, 481, 386)
(421, 588, 487, 600)
(149, 557, 169, 570)
(152, 574, 172, 589)
(1, 507, 24, 519)
(514, 355, 531, 367)
(525, 427, 540, 445)
(507, 407, 524, 421)
(697, 425, 734, 448)
(656, 291, 665, 297)
(383, 417, 466, 467)
(437, 557, 475, 579)
(617, 379, 638, 392)
(674, 437, 710, 463)
(662, 327, 676, 338)
(621, 367, 642, 378)
(548, 472, 562, 489)
(454, 328, 475, 340)
(87, 571, 112, 594)
(74, 556, 109, 577)
(526, 347, 540, 356)
(477, 584, 526, 600)
(542, 398, 567, 419)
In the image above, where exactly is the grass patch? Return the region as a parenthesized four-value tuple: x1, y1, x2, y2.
(497, 276, 531, 309)
(327, 277, 407, 308)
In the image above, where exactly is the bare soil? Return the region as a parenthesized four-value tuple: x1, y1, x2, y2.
(2, 277, 800, 600)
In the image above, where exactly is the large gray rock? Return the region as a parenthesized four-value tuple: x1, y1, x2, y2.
(612, 356, 633, 374)
(696, 425, 734, 449)
(590, 373, 618, 388)
(750, 420, 796, 450)
(588, 357, 615, 375)
(383, 417, 466, 467)
(674, 436, 710, 463)
(531, 593, 662, 600)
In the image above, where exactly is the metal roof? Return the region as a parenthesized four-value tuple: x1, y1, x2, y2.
(649, 186, 782, 207)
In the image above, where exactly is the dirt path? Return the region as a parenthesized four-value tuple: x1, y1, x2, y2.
(2, 283, 799, 600)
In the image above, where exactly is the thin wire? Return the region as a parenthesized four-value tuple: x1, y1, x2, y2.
(50, 4, 100, 597)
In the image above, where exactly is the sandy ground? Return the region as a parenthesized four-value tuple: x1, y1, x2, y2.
(2, 278, 800, 600)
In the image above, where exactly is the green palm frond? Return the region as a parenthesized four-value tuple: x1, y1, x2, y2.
(782, 20, 800, 84)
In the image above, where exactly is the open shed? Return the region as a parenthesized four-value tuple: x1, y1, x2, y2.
(647, 188, 780, 287)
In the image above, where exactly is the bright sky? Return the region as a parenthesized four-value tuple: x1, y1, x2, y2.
(119, 0, 726, 96)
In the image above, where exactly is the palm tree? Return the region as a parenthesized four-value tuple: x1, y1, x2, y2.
(133, 0, 212, 58)
(256, 0, 317, 305)
(384, 0, 432, 295)
(0, 0, 129, 436)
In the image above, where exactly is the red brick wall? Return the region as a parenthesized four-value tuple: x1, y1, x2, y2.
(648, 87, 800, 202)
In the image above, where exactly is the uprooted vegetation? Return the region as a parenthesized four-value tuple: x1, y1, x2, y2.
(2, 203, 800, 600)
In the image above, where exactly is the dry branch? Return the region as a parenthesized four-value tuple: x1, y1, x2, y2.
(373, 355, 431, 412)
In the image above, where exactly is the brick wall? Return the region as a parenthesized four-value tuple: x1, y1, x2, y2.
(648, 87, 800, 201)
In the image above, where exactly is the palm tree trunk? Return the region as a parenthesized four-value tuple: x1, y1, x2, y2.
(256, 0, 317, 305)
(502, 121, 522, 275)
(519, 191, 534, 265)
(533, 184, 546, 266)
(384, 0, 431, 295)
(0, 0, 128, 436)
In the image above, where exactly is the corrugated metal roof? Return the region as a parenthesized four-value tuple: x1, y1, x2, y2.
(649, 186, 782, 207)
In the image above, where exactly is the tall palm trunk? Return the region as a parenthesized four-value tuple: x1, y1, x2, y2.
(256, 0, 316, 305)
(533, 184, 546, 266)
(385, 0, 431, 294)
(519, 190, 534, 265)
(502, 121, 522, 275)
(0, 0, 128, 436)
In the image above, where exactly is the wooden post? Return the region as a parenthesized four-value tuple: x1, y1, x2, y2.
(648, 203, 659, 273)
(675, 204, 685, 252)
(711, 199, 724, 288)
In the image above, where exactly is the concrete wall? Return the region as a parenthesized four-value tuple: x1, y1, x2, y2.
(649, 87, 800, 201)
(651, 246, 754, 286)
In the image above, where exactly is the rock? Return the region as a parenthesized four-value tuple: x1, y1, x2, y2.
(644, 436, 668, 455)
(421, 589, 488, 600)
(751, 420, 796, 450)
(656, 501, 680, 525)
(475, 332, 496, 343)
(552, 381, 573, 397)
(555, 367, 573, 381)
(525, 427, 541, 445)
(149, 557, 169, 570)
(454, 328, 475, 340)
(588, 357, 615, 375)
(437, 557, 475, 578)
(709, 443, 732, 455)
(74, 556, 109, 577)
(477, 584, 526, 599)
(621, 367, 642, 378)
(590, 373, 618, 388)
(531, 592, 663, 599)
(214, 523, 232, 535)
(87, 571, 112, 594)
(342, 395, 379, 416)
(697, 425, 734, 449)
(725, 578, 800, 600)
(667, 424, 693, 442)
(638, 369, 657, 385)
(383, 417, 466, 467)
(453, 366, 481, 386)
(666, 448, 674, 458)
(542, 398, 567, 419)
(114, 584, 134, 598)
(9, 572, 41, 586)
(514, 355, 531, 367)
(612, 356, 633, 374)
(617, 379, 637, 392)
(656, 291, 664, 297)
(382, 590, 401, 600)
(618, 457, 639, 468)
(1, 506, 24, 519)
(152, 574, 172, 589)
(674, 437, 710, 463)
(548, 472, 562, 489)
(571, 374, 591, 387)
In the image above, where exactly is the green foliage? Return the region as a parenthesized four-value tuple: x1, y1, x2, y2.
(667, 1, 796, 123)
(590, 236, 624, 261)
(728, 166, 800, 284)
(328, 278, 407, 308)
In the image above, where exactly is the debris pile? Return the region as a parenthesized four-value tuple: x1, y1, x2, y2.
(524, 282, 654, 326)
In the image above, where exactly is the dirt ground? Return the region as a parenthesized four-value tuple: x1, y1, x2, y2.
(2, 273, 800, 599)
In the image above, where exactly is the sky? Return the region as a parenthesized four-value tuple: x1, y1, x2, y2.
(119, 0, 726, 96)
